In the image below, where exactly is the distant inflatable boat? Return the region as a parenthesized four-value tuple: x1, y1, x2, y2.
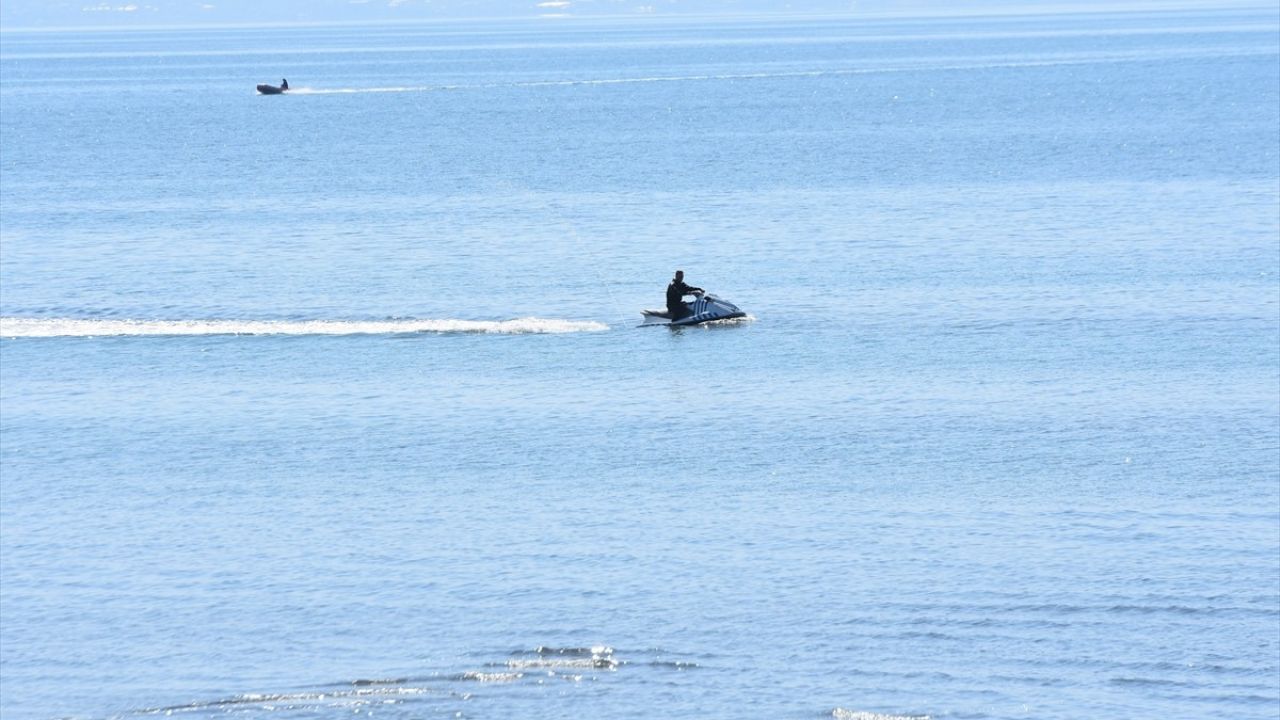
(256, 79, 289, 95)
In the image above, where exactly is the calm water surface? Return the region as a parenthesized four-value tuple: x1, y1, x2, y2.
(1, 7, 1278, 720)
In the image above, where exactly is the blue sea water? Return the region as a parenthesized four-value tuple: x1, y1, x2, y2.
(1, 6, 1279, 719)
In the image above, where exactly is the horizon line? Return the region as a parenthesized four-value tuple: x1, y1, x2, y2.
(2, 0, 1273, 34)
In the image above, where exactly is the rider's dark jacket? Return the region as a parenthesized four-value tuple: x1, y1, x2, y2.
(666, 280, 703, 315)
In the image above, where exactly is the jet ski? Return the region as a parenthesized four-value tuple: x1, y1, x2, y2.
(256, 79, 289, 95)
(641, 292, 746, 327)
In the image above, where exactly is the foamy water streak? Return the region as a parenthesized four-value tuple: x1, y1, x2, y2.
(127, 646, 632, 716)
(0, 317, 608, 337)
(282, 47, 1273, 95)
(829, 707, 931, 712)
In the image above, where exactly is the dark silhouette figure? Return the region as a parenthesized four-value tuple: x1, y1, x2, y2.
(665, 270, 703, 319)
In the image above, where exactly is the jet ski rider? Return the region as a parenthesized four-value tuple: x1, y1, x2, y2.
(666, 270, 704, 320)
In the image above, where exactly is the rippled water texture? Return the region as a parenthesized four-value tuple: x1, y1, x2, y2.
(1, 6, 1278, 720)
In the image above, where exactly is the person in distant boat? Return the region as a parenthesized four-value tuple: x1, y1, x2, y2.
(666, 270, 703, 319)
(280, 78, 289, 90)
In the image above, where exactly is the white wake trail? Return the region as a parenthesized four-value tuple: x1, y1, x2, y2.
(279, 47, 1275, 95)
(0, 317, 608, 338)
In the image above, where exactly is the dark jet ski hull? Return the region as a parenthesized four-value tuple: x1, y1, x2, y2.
(257, 84, 286, 95)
